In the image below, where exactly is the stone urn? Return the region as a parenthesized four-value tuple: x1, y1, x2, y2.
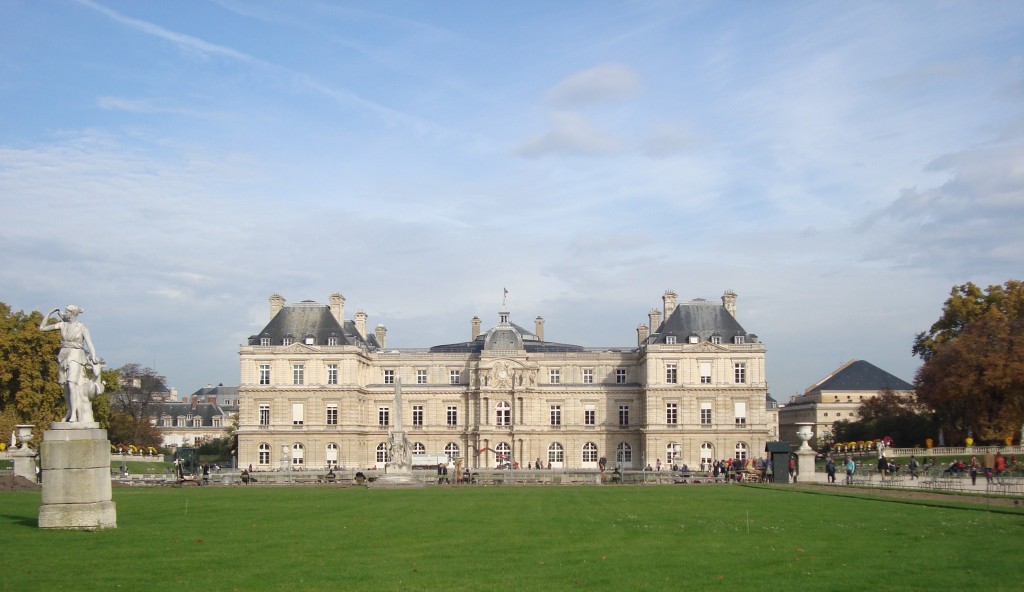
(16, 424, 34, 450)
(795, 423, 814, 451)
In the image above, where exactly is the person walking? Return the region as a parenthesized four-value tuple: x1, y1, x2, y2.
(983, 450, 995, 483)
(845, 455, 856, 485)
(825, 457, 836, 483)
(908, 455, 919, 480)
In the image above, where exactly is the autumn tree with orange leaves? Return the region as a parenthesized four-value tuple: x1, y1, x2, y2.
(913, 281, 1024, 444)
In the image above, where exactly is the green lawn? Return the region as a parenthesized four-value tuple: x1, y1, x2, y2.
(2, 484, 1021, 591)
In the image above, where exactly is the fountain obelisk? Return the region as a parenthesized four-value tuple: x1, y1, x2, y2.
(376, 378, 421, 487)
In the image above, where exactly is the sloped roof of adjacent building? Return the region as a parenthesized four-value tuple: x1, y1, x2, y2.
(152, 401, 227, 424)
(805, 359, 913, 394)
(648, 299, 753, 344)
(247, 301, 380, 349)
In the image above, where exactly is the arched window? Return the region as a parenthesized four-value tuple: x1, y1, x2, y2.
(616, 442, 632, 466)
(666, 442, 680, 466)
(700, 442, 714, 471)
(496, 401, 511, 426)
(734, 442, 748, 461)
(495, 442, 511, 467)
(292, 443, 305, 466)
(325, 443, 339, 467)
(445, 442, 460, 461)
(376, 442, 388, 464)
(582, 442, 599, 466)
(258, 443, 270, 465)
(548, 442, 564, 467)
(412, 442, 426, 455)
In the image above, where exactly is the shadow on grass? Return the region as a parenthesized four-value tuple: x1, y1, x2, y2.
(743, 482, 1024, 516)
(1, 514, 39, 528)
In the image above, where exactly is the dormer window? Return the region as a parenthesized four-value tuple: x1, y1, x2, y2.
(688, 335, 699, 344)
(711, 335, 721, 345)
(665, 336, 677, 344)
(733, 335, 745, 344)
(304, 335, 315, 345)
(260, 336, 270, 346)
(327, 335, 339, 346)
(283, 335, 294, 346)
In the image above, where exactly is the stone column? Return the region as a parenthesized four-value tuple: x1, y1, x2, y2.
(38, 423, 117, 530)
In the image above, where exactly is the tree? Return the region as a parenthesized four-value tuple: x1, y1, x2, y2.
(913, 280, 1024, 361)
(108, 363, 167, 447)
(832, 388, 936, 448)
(913, 281, 1024, 444)
(0, 303, 65, 443)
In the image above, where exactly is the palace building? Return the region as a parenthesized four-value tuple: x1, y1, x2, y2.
(236, 290, 771, 471)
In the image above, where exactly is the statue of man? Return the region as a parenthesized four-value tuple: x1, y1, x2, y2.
(39, 305, 100, 423)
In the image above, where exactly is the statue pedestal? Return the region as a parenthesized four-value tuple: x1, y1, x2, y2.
(11, 448, 38, 482)
(38, 423, 117, 530)
(797, 449, 816, 481)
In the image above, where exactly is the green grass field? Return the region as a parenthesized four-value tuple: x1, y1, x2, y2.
(2, 484, 1021, 591)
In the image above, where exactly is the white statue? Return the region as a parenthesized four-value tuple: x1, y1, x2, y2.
(39, 305, 101, 423)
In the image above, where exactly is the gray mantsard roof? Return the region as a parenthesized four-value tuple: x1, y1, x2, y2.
(430, 312, 587, 353)
(648, 299, 754, 344)
(806, 359, 913, 394)
(247, 301, 380, 349)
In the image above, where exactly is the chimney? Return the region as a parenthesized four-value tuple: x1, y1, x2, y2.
(471, 316, 481, 340)
(637, 324, 649, 346)
(269, 293, 286, 319)
(355, 310, 368, 338)
(722, 290, 737, 318)
(535, 316, 545, 341)
(649, 308, 662, 332)
(330, 292, 345, 325)
(375, 324, 387, 349)
(662, 290, 678, 319)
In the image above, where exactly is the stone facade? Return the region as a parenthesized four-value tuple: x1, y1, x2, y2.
(778, 359, 914, 449)
(236, 290, 771, 471)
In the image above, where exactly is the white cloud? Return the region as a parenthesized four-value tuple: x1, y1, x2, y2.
(516, 112, 620, 158)
(544, 62, 641, 107)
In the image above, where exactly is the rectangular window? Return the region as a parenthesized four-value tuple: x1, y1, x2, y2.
(450, 370, 461, 384)
(550, 405, 561, 426)
(711, 335, 721, 345)
(700, 361, 712, 384)
(412, 405, 423, 426)
(584, 405, 595, 426)
(700, 402, 712, 425)
(734, 362, 746, 384)
(292, 403, 304, 425)
(326, 404, 338, 425)
(383, 369, 395, 384)
(292, 364, 304, 385)
(259, 404, 270, 426)
(260, 337, 270, 346)
(259, 363, 271, 385)
(666, 336, 677, 344)
(582, 369, 593, 384)
(446, 405, 458, 427)
(549, 369, 560, 384)
(666, 403, 678, 425)
(326, 363, 338, 385)
(734, 335, 745, 344)
(734, 401, 747, 425)
(615, 368, 626, 384)
(417, 369, 427, 384)
(666, 363, 677, 384)
(282, 337, 293, 346)
(327, 336, 338, 346)
(618, 405, 629, 427)
(378, 407, 390, 427)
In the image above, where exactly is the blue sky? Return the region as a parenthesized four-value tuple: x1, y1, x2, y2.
(2, 0, 1022, 400)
